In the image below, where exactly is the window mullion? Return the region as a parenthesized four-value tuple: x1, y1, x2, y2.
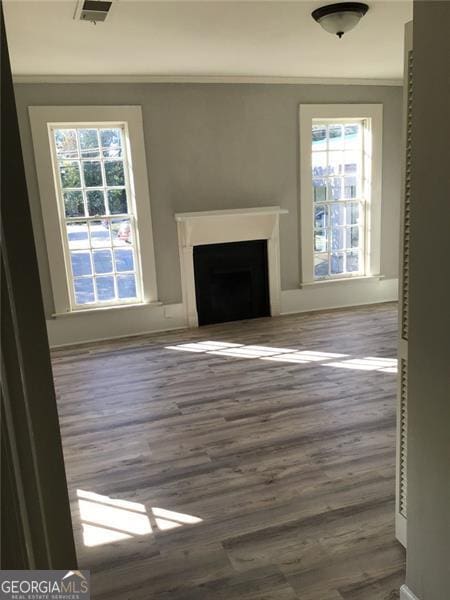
(111, 240, 119, 302)
(100, 155, 110, 218)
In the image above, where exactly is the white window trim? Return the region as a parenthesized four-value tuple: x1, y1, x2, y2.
(299, 104, 383, 285)
(29, 106, 158, 314)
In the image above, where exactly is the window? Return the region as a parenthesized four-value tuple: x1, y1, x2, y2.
(52, 126, 139, 306)
(299, 105, 382, 284)
(30, 107, 158, 314)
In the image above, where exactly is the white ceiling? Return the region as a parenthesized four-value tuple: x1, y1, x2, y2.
(4, 0, 412, 81)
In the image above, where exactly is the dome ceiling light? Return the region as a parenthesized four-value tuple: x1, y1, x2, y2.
(312, 2, 369, 39)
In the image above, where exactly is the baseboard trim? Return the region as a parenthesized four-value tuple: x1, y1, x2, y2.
(48, 279, 399, 346)
(280, 277, 398, 316)
(400, 585, 420, 600)
(47, 302, 186, 347)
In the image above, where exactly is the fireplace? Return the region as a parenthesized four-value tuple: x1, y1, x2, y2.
(175, 207, 288, 327)
(193, 240, 270, 325)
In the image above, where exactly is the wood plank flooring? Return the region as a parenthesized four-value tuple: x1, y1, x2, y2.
(52, 303, 405, 599)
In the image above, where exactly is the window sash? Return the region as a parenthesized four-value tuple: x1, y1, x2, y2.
(313, 207, 366, 279)
(311, 118, 367, 280)
(64, 217, 140, 307)
(49, 123, 144, 309)
(299, 104, 383, 285)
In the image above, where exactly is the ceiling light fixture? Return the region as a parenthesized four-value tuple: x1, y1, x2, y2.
(312, 2, 369, 39)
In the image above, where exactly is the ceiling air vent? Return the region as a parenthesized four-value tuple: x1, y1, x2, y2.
(77, 0, 113, 23)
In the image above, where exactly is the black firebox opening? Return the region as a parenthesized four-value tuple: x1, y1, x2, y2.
(193, 239, 270, 326)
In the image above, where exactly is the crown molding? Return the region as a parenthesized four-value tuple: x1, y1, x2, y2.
(12, 74, 403, 86)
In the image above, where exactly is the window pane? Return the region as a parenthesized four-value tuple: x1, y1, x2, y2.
(83, 161, 103, 187)
(108, 190, 128, 214)
(114, 248, 134, 272)
(74, 277, 95, 304)
(87, 190, 106, 216)
(60, 161, 81, 188)
(112, 219, 132, 246)
(346, 251, 360, 272)
(71, 252, 91, 277)
(64, 191, 84, 217)
(67, 221, 89, 250)
(344, 124, 361, 150)
(327, 151, 343, 176)
(96, 276, 115, 301)
(344, 176, 358, 199)
(331, 228, 345, 251)
(117, 274, 137, 299)
(93, 249, 113, 274)
(313, 179, 327, 202)
(314, 205, 327, 229)
(328, 177, 343, 201)
(100, 129, 122, 158)
(312, 125, 327, 146)
(346, 226, 359, 248)
(331, 253, 344, 274)
(314, 254, 329, 278)
(328, 124, 343, 147)
(312, 151, 327, 175)
(90, 220, 111, 247)
(55, 129, 78, 159)
(348, 203, 360, 225)
(78, 129, 100, 158)
(314, 229, 327, 252)
(104, 161, 125, 186)
(330, 203, 345, 228)
(344, 149, 360, 173)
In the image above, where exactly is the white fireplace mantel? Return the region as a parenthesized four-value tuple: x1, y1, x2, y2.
(175, 206, 288, 327)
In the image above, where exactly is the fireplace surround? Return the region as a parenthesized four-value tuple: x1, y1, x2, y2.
(175, 207, 288, 327)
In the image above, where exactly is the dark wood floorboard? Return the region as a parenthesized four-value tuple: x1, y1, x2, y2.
(52, 303, 405, 599)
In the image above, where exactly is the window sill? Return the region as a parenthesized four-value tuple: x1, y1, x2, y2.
(300, 275, 384, 289)
(52, 301, 162, 319)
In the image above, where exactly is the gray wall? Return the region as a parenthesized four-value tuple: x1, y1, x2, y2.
(407, 2, 450, 599)
(14, 82, 402, 317)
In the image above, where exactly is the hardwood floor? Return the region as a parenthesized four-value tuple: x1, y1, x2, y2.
(52, 303, 405, 599)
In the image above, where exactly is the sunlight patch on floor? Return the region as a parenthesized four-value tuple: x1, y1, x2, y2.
(77, 490, 202, 547)
(165, 341, 397, 373)
(209, 344, 297, 358)
(262, 350, 347, 363)
(324, 357, 398, 373)
(152, 507, 203, 531)
(165, 341, 242, 353)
